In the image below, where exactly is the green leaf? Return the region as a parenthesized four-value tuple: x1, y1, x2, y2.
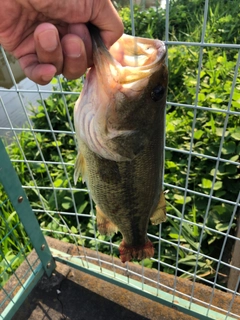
(201, 178, 212, 189)
(52, 141, 62, 147)
(216, 128, 229, 137)
(77, 201, 88, 214)
(51, 77, 58, 85)
(71, 226, 78, 234)
(36, 112, 46, 118)
(229, 155, 239, 162)
(216, 222, 233, 232)
(173, 195, 191, 204)
(198, 93, 205, 102)
(213, 181, 222, 190)
(231, 131, 240, 140)
(61, 197, 73, 210)
(194, 130, 204, 140)
(54, 179, 63, 187)
(166, 161, 177, 169)
(222, 141, 236, 154)
(142, 258, 153, 268)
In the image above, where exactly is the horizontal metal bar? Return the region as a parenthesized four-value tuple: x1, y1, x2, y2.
(165, 40, 240, 49)
(163, 183, 240, 207)
(0, 127, 75, 135)
(8, 159, 75, 166)
(37, 206, 240, 242)
(165, 213, 240, 241)
(21, 185, 88, 192)
(42, 227, 240, 277)
(166, 101, 240, 116)
(6, 152, 239, 167)
(33, 209, 91, 217)
(0, 88, 80, 95)
(1, 174, 236, 207)
(150, 236, 240, 273)
(165, 147, 239, 166)
(51, 248, 237, 320)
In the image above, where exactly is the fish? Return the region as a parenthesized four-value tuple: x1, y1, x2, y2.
(74, 24, 168, 263)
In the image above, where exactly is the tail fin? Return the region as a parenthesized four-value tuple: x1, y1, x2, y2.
(119, 240, 154, 263)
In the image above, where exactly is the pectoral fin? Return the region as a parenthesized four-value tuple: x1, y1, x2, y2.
(96, 205, 118, 236)
(74, 152, 87, 185)
(150, 192, 167, 225)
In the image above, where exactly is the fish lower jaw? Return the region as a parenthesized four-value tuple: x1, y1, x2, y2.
(119, 240, 154, 263)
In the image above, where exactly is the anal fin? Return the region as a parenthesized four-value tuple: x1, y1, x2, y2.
(150, 192, 167, 225)
(96, 205, 118, 236)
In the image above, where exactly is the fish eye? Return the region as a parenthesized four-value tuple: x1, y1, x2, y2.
(151, 85, 165, 102)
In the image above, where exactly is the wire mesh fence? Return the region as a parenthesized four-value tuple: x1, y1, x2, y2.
(0, 196, 31, 287)
(0, 139, 55, 319)
(0, 0, 239, 319)
(0, 193, 40, 320)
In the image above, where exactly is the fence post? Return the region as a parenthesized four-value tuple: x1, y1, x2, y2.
(0, 139, 56, 276)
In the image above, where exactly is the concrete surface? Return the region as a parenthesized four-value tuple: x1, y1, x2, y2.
(0, 77, 52, 139)
(11, 261, 194, 320)
(12, 265, 150, 320)
(2, 237, 239, 320)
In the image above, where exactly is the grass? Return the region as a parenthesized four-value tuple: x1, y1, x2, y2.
(0, 195, 31, 287)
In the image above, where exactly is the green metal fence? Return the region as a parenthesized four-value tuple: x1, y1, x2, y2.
(0, 0, 240, 319)
(0, 137, 239, 319)
(0, 140, 55, 319)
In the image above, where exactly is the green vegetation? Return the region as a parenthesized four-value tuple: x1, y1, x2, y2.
(1, 0, 239, 285)
(118, 0, 240, 44)
(0, 194, 31, 287)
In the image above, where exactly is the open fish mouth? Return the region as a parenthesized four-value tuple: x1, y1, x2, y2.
(109, 34, 166, 75)
(92, 33, 167, 92)
(74, 28, 167, 162)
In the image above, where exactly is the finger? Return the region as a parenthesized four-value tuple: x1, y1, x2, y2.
(26, 0, 123, 48)
(68, 23, 93, 67)
(61, 34, 88, 79)
(92, 0, 124, 48)
(34, 23, 63, 75)
(18, 54, 57, 85)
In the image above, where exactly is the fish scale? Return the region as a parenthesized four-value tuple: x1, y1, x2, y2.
(74, 24, 168, 262)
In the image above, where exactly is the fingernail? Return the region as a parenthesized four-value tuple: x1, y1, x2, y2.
(38, 30, 58, 52)
(41, 74, 54, 82)
(64, 40, 81, 58)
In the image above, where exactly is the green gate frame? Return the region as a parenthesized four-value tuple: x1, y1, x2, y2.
(0, 139, 56, 319)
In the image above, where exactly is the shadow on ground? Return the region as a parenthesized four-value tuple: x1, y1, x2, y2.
(13, 270, 148, 320)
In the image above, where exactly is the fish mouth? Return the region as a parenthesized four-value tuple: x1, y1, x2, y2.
(110, 34, 166, 66)
(74, 32, 168, 163)
(155, 41, 167, 62)
(108, 34, 166, 87)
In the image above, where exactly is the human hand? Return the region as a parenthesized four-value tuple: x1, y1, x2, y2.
(0, 0, 123, 85)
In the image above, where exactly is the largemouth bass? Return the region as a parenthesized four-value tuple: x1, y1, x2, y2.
(74, 25, 168, 262)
